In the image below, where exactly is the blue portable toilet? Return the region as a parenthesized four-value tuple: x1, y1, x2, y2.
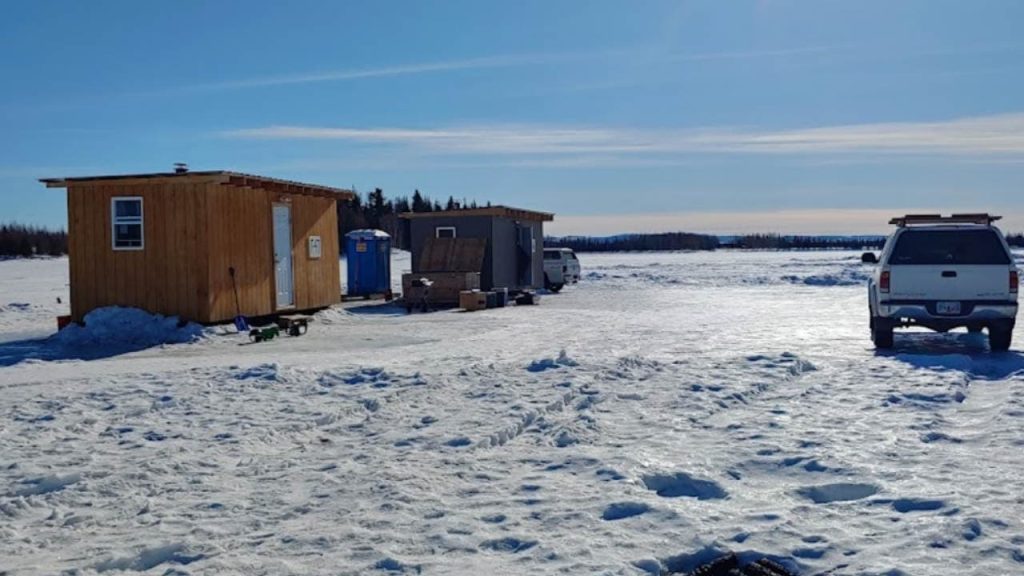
(345, 229, 392, 297)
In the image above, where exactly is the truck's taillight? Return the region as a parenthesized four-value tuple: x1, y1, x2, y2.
(1011, 271, 1019, 293)
(880, 270, 890, 293)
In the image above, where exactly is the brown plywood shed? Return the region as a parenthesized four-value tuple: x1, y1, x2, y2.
(41, 169, 353, 324)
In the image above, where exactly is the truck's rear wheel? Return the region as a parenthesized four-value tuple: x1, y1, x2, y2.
(989, 324, 1013, 352)
(871, 318, 894, 349)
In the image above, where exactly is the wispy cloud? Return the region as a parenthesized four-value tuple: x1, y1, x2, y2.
(666, 45, 840, 63)
(222, 112, 1024, 157)
(180, 54, 566, 92)
(154, 44, 841, 94)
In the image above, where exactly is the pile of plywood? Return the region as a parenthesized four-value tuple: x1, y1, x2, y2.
(402, 238, 486, 307)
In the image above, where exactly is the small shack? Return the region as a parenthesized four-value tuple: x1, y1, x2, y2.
(41, 169, 353, 324)
(401, 205, 553, 291)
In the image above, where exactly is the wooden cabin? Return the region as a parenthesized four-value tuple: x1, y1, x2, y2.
(41, 169, 353, 324)
(401, 206, 554, 291)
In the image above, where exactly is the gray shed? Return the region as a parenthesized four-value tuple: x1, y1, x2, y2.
(401, 206, 554, 291)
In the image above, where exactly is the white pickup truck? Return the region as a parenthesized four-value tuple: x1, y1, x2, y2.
(543, 248, 581, 293)
(865, 214, 1018, 350)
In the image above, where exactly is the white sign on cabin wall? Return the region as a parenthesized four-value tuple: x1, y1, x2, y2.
(308, 236, 322, 259)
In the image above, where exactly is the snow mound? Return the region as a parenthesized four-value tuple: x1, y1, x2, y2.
(11, 473, 81, 497)
(93, 543, 203, 573)
(780, 267, 872, 287)
(526, 350, 579, 372)
(54, 307, 204, 349)
(659, 547, 800, 576)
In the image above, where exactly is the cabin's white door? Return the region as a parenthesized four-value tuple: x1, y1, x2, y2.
(272, 204, 294, 309)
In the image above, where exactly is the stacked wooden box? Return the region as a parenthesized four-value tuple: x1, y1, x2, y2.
(459, 290, 488, 312)
(402, 237, 488, 307)
(402, 272, 481, 306)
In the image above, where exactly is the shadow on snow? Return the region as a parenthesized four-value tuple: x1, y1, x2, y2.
(0, 334, 182, 367)
(877, 331, 1024, 380)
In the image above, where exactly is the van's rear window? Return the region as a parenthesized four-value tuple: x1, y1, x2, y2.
(891, 230, 1010, 265)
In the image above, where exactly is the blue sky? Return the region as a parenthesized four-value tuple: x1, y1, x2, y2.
(3, 0, 1024, 234)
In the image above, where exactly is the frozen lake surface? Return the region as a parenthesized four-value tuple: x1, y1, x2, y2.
(2, 251, 1024, 575)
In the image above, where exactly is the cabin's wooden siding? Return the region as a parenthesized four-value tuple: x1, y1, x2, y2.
(205, 184, 275, 322)
(204, 188, 340, 321)
(290, 194, 341, 310)
(67, 182, 208, 323)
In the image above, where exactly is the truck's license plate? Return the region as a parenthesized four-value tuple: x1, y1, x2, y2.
(936, 301, 961, 315)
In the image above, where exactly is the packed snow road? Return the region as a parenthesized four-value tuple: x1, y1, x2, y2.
(1, 251, 1023, 575)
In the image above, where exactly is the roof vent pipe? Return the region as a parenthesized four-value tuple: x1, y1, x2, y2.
(173, 163, 188, 174)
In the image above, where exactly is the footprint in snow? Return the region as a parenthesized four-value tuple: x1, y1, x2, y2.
(602, 502, 651, 521)
(480, 537, 537, 553)
(642, 472, 728, 500)
(796, 482, 878, 504)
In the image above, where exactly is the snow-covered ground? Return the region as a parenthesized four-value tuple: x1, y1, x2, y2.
(2, 251, 1024, 575)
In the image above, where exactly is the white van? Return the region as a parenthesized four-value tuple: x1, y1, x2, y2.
(543, 248, 581, 292)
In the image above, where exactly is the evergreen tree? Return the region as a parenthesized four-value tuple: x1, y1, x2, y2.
(393, 196, 411, 215)
(366, 187, 386, 229)
(0, 223, 68, 257)
(412, 190, 427, 212)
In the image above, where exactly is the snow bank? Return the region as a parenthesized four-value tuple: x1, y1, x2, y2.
(780, 267, 872, 287)
(527, 350, 579, 372)
(54, 307, 204, 349)
(583, 257, 871, 288)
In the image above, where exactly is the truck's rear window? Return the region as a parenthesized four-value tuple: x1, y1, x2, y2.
(890, 230, 1010, 265)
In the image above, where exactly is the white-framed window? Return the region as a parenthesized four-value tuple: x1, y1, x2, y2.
(111, 197, 144, 250)
(435, 226, 456, 239)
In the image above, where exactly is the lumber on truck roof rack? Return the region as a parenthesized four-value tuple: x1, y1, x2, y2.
(889, 213, 1002, 227)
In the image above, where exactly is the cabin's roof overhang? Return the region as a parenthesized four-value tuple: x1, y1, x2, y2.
(400, 205, 554, 222)
(40, 170, 354, 200)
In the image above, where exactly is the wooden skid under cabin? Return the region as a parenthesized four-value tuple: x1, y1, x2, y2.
(41, 170, 353, 324)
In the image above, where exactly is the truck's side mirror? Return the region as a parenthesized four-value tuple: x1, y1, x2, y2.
(861, 252, 878, 264)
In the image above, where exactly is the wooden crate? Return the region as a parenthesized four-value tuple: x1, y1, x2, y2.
(402, 272, 481, 306)
(459, 290, 487, 312)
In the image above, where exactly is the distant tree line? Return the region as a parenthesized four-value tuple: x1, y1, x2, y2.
(336, 188, 487, 250)
(0, 223, 67, 257)
(546, 232, 720, 252)
(725, 234, 886, 250)
(544, 232, 893, 252)
(1006, 233, 1024, 248)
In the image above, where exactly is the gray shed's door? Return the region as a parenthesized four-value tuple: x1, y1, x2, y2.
(516, 224, 534, 287)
